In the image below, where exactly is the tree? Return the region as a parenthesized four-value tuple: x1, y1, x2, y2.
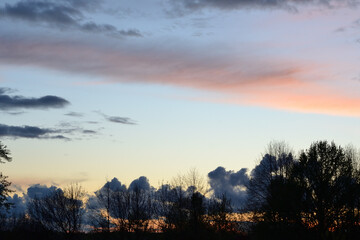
(208, 194, 234, 232)
(90, 181, 113, 232)
(293, 141, 360, 236)
(249, 141, 360, 239)
(247, 141, 295, 215)
(246, 141, 305, 239)
(0, 142, 12, 211)
(109, 188, 130, 232)
(127, 185, 154, 233)
(159, 169, 209, 234)
(28, 183, 85, 234)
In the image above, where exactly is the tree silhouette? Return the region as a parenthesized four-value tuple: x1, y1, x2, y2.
(127, 185, 154, 233)
(249, 141, 360, 239)
(293, 141, 360, 236)
(28, 183, 85, 234)
(0, 141, 12, 212)
(90, 181, 113, 232)
(247, 141, 295, 217)
(208, 194, 234, 232)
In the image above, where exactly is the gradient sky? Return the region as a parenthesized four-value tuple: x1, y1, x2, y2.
(1, 0, 360, 194)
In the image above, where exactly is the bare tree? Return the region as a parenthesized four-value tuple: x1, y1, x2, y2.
(91, 181, 112, 232)
(247, 141, 295, 213)
(180, 168, 208, 196)
(28, 183, 85, 234)
(110, 189, 130, 232)
(128, 185, 154, 233)
(208, 194, 234, 232)
(159, 169, 209, 233)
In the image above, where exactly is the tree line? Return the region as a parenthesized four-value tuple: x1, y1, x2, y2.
(1, 140, 360, 239)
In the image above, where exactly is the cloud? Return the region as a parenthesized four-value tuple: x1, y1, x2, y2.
(64, 111, 83, 117)
(0, 194, 27, 217)
(61, 0, 103, 10)
(96, 111, 137, 125)
(0, 87, 16, 94)
(168, 0, 359, 13)
(106, 116, 136, 125)
(0, 0, 142, 37)
(6, 194, 26, 216)
(55, 121, 100, 137)
(129, 176, 151, 192)
(88, 177, 127, 212)
(82, 129, 97, 134)
(99, 177, 127, 193)
(0, 90, 69, 110)
(26, 184, 58, 199)
(208, 166, 249, 208)
(4, 111, 25, 115)
(11, 184, 24, 193)
(0, 124, 69, 140)
(1, 34, 360, 117)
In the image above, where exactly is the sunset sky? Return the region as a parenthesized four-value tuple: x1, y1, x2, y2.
(1, 0, 360, 194)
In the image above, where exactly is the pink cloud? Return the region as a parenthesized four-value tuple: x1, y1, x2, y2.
(1, 35, 359, 117)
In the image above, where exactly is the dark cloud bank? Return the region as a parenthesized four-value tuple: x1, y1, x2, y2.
(0, 0, 142, 37)
(6, 166, 250, 220)
(0, 88, 69, 110)
(0, 124, 69, 139)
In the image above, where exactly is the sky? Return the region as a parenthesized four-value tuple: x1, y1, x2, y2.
(1, 0, 360, 194)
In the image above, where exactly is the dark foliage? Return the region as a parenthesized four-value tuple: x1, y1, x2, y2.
(248, 141, 360, 239)
(0, 141, 12, 215)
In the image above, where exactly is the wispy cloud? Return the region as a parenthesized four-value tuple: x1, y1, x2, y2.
(0, 0, 142, 37)
(4, 111, 25, 115)
(0, 88, 69, 110)
(96, 111, 137, 125)
(82, 129, 97, 134)
(64, 111, 83, 117)
(168, 0, 359, 14)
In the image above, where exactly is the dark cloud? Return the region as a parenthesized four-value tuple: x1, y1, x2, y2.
(0, 91, 69, 110)
(0, 87, 16, 94)
(208, 166, 249, 208)
(81, 22, 142, 37)
(169, 0, 359, 13)
(0, 194, 26, 217)
(26, 184, 58, 199)
(101, 177, 127, 192)
(6, 194, 26, 216)
(88, 177, 127, 212)
(0, 0, 142, 37)
(0, 124, 69, 140)
(129, 176, 151, 192)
